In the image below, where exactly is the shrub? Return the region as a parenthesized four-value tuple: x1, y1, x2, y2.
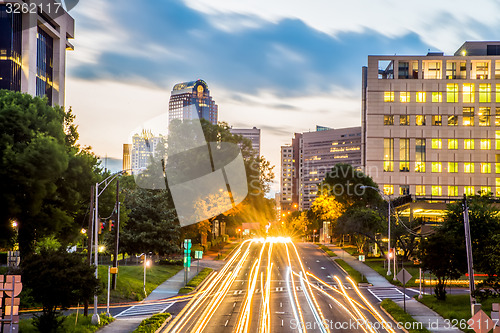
(132, 313, 170, 333)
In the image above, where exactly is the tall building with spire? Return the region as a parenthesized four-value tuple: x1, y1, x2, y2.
(130, 130, 163, 174)
(168, 79, 218, 125)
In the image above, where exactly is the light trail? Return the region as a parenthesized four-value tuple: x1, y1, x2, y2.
(286, 266, 303, 333)
(284, 242, 306, 333)
(259, 242, 273, 333)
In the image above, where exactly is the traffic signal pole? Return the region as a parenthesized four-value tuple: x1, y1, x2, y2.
(112, 180, 119, 290)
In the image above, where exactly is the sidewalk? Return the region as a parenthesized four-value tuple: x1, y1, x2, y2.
(327, 245, 463, 333)
(98, 242, 236, 332)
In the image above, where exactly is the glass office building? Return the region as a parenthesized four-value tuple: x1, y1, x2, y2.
(169, 79, 218, 125)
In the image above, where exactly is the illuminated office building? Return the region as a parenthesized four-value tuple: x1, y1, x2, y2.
(168, 79, 218, 125)
(0, 1, 75, 106)
(130, 130, 163, 174)
(281, 126, 362, 211)
(122, 144, 132, 175)
(362, 41, 500, 221)
(230, 127, 261, 157)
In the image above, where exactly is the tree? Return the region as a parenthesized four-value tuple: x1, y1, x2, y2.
(310, 195, 345, 222)
(22, 249, 100, 332)
(419, 230, 465, 300)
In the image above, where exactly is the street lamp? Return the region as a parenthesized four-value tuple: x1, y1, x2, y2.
(360, 185, 394, 279)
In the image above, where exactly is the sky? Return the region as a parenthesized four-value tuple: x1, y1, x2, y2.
(64, 0, 500, 191)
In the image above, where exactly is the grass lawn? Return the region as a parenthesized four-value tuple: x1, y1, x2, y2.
(98, 265, 182, 303)
(381, 299, 430, 333)
(418, 294, 500, 333)
(335, 259, 368, 284)
(179, 268, 213, 294)
(363, 258, 422, 287)
(318, 244, 337, 257)
(341, 246, 359, 256)
(19, 313, 114, 333)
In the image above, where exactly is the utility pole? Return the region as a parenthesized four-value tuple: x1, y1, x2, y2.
(462, 195, 476, 313)
(84, 185, 94, 317)
(112, 180, 120, 290)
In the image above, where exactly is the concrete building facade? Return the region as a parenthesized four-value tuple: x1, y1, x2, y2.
(130, 130, 163, 174)
(168, 79, 218, 125)
(230, 127, 261, 157)
(0, 1, 75, 106)
(362, 42, 500, 205)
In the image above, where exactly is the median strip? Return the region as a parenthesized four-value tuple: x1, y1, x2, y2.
(178, 268, 214, 294)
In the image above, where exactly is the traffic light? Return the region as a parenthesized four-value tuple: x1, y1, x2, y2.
(99, 222, 105, 234)
(109, 219, 115, 232)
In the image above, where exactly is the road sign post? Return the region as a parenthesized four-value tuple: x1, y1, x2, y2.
(183, 239, 192, 285)
(397, 268, 413, 312)
(194, 250, 203, 273)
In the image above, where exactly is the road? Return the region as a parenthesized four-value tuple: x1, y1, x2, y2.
(161, 238, 402, 333)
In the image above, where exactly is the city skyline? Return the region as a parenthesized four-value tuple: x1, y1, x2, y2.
(63, 0, 500, 191)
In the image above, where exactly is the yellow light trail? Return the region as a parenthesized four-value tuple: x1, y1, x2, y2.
(259, 242, 273, 333)
(284, 242, 306, 333)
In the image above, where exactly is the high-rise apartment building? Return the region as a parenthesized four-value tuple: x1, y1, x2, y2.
(280, 126, 362, 211)
(230, 127, 261, 156)
(130, 130, 163, 174)
(0, 1, 75, 106)
(122, 144, 132, 175)
(362, 41, 500, 206)
(168, 79, 218, 125)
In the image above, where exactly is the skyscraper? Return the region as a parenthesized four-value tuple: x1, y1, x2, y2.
(0, 2, 75, 106)
(122, 144, 132, 175)
(168, 79, 218, 125)
(230, 127, 261, 157)
(130, 130, 163, 174)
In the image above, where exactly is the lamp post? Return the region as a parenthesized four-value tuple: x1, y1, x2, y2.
(91, 171, 125, 325)
(360, 185, 393, 277)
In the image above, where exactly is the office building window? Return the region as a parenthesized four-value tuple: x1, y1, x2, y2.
(400, 115, 410, 126)
(423, 61, 441, 79)
(496, 61, 500, 79)
(463, 83, 475, 103)
(399, 138, 410, 172)
(481, 186, 492, 195)
(379, 60, 394, 79)
(464, 139, 475, 150)
(479, 84, 491, 103)
(448, 115, 458, 126)
(497, 154, 500, 173)
(497, 178, 500, 196)
(464, 186, 475, 196)
(473, 61, 489, 79)
(480, 139, 491, 150)
(415, 185, 425, 196)
(432, 115, 442, 126)
(416, 115, 425, 126)
(400, 92, 410, 103)
(448, 186, 458, 196)
(496, 131, 500, 149)
(448, 139, 458, 149)
(384, 115, 394, 125)
(432, 162, 442, 172)
(448, 162, 458, 173)
(464, 162, 475, 173)
(398, 61, 417, 79)
(416, 92, 426, 103)
(431, 139, 442, 149)
(384, 91, 394, 102)
(383, 138, 394, 172)
(463, 107, 474, 126)
(383, 185, 394, 196)
(36, 27, 54, 106)
(496, 108, 500, 126)
(432, 186, 442, 196)
(446, 61, 466, 79)
(447, 84, 458, 102)
(415, 139, 426, 172)
(432, 92, 442, 103)
(480, 163, 491, 173)
(400, 185, 410, 196)
(479, 107, 490, 126)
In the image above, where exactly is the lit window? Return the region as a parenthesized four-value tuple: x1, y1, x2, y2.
(448, 186, 458, 196)
(447, 84, 458, 102)
(415, 139, 426, 172)
(383, 185, 394, 195)
(463, 107, 475, 126)
(464, 139, 475, 150)
(416, 92, 426, 103)
(464, 186, 475, 196)
(432, 115, 442, 126)
(432, 186, 442, 196)
(480, 163, 491, 173)
(496, 61, 500, 79)
(400, 115, 410, 126)
(384, 115, 394, 125)
(400, 185, 410, 196)
(479, 107, 490, 126)
(399, 138, 410, 172)
(383, 138, 394, 172)
(432, 162, 442, 172)
(448, 139, 458, 149)
(481, 186, 492, 195)
(464, 163, 475, 173)
(480, 139, 491, 150)
(479, 84, 491, 103)
(473, 61, 489, 79)
(463, 83, 475, 103)
(448, 162, 458, 173)
(431, 139, 442, 149)
(497, 84, 500, 103)
(400, 92, 410, 103)
(432, 92, 442, 103)
(496, 107, 500, 126)
(497, 178, 500, 196)
(384, 91, 394, 102)
(415, 185, 425, 196)
(423, 61, 441, 79)
(448, 115, 458, 126)
(416, 115, 425, 126)
(496, 131, 500, 149)
(496, 154, 500, 173)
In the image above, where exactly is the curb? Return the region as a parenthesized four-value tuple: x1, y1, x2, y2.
(317, 245, 349, 277)
(154, 315, 172, 333)
(379, 304, 410, 333)
(181, 270, 217, 295)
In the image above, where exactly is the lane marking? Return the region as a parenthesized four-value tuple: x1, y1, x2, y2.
(225, 319, 229, 327)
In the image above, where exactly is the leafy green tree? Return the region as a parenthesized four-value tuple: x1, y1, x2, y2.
(22, 249, 100, 332)
(0, 91, 104, 257)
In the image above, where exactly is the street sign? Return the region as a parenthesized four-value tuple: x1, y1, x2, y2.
(469, 310, 494, 333)
(110, 267, 118, 274)
(183, 239, 192, 249)
(396, 268, 412, 285)
(358, 255, 365, 262)
(4, 275, 22, 298)
(195, 251, 203, 259)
